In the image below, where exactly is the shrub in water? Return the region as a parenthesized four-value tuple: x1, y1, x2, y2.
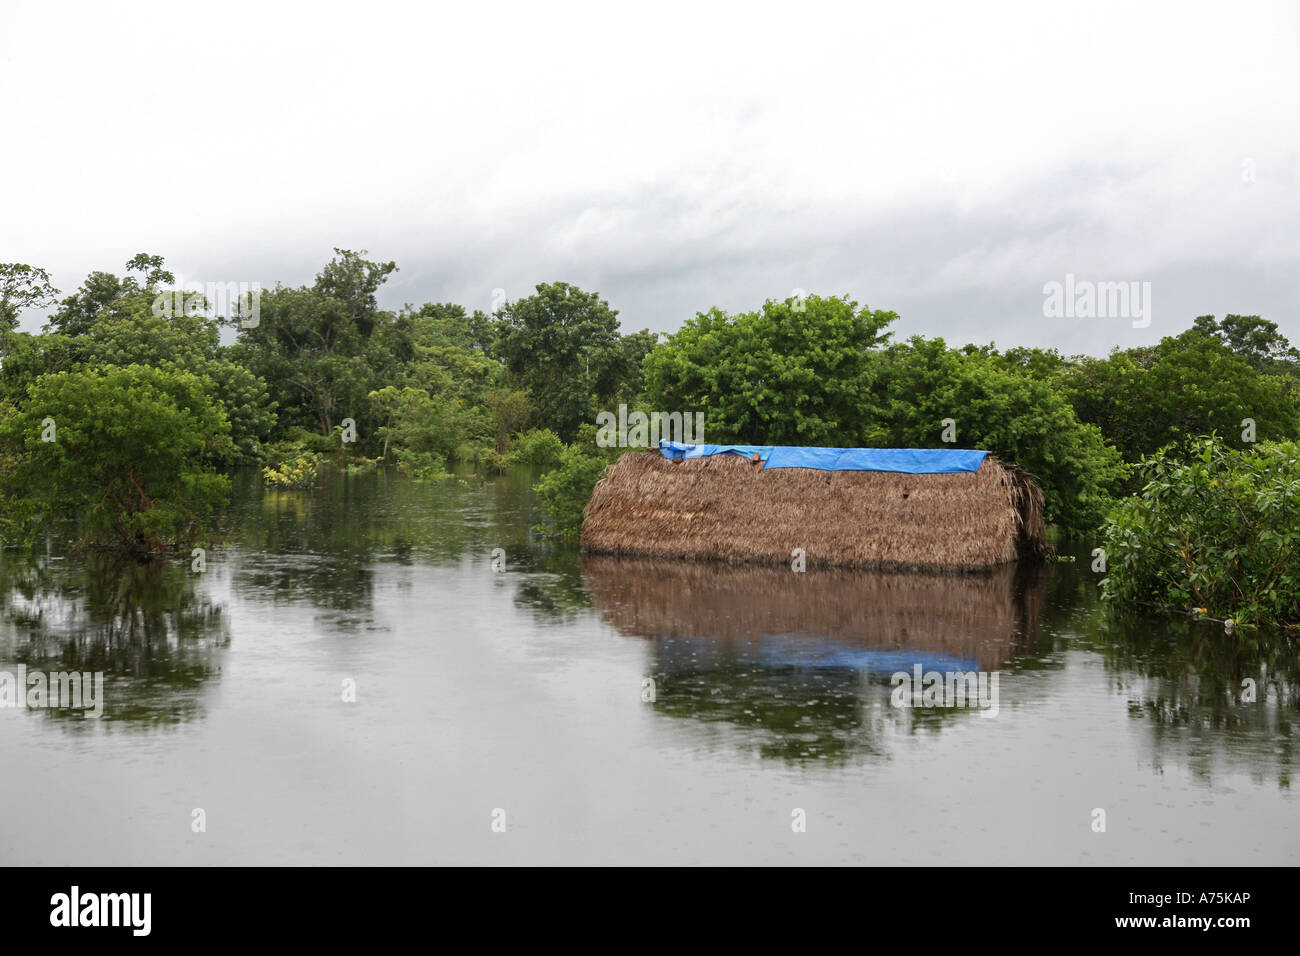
(1100, 437, 1300, 628)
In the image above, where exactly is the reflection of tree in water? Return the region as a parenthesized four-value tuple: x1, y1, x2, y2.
(1090, 606, 1299, 788)
(510, 547, 591, 624)
(225, 468, 554, 625)
(0, 551, 228, 726)
(583, 556, 1049, 764)
(1039, 547, 1299, 788)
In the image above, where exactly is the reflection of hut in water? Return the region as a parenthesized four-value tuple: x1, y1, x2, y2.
(583, 556, 1045, 672)
(581, 446, 1049, 572)
(584, 556, 1047, 763)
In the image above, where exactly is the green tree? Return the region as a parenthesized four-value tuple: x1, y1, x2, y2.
(234, 251, 403, 441)
(368, 384, 463, 468)
(0, 263, 59, 354)
(123, 252, 176, 291)
(46, 271, 130, 337)
(533, 443, 610, 538)
(866, 337, 1127, 533)
(493, 282, 652, 440)
(79, 298, 275, 461)
(0, 366, 232, 554)
(312, 248, 397, 338)
(1192, 314, 1300, 374)
(644, 294, 896, 445)
(1064, 327, 1300, 465)
(0, 331, 77, 403)
(488, 387, 531, 453)
(45, 252, 171, 337)
(1101, 437, 1300, 628)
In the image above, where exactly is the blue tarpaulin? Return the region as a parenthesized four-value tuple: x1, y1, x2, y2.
(658, 440, 988, 474)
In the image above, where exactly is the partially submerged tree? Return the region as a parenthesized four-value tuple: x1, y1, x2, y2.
(1101, 436, 1300, 628)
(0, 366, 232, 555)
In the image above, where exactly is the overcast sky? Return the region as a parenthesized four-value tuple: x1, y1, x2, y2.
(3, 0, 1298, 355)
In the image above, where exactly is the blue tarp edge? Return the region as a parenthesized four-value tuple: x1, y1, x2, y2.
(658, 440, 988, 474)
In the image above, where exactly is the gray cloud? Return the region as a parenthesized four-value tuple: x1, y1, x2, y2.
(5, 0, 1298, 359)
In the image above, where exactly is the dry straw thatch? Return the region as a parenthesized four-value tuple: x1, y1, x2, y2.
(580, 451, 1048, 572)
(583, 556, 1046, 671)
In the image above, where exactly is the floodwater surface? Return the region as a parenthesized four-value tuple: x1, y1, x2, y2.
(0, 468, 1296, 865)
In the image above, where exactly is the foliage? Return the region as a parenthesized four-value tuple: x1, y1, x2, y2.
(644, 294, 895, 445)
(1192, 314, 1300, 375)
(487, 387, 531, 453)
(494, 282, 655, 440)
(78, 295, 275, 462)
(1100, 437, 1300, 628)
(368, 384, 466, 465)
(0, 331, 78, 403)
(232, 250, 404, 440)
(482, 448, 513, 474)
(0, 366, 232, 554)
(262, 456, 321, 489)
(44, 252, 172, 338)
(395, 449, 451, 481)
(5, 248, 1299, 557)
(532, 444, 609, 538)
(1063, 329, 1300, 467)
(0, 262, 59, 339)
(867, 337, 1128, 533)
(511, 428, 566, 467)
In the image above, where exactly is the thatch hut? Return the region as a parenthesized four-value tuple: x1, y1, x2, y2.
(580, 446, 1048, 572)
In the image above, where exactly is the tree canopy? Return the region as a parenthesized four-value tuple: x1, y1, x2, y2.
(2, 249, 1298, 550)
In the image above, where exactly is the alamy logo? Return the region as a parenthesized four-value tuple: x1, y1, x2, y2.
(0, 666, 104, 717)
(1042, 274, 1151, 329)
(890, 665, 1000, 718)
(595, 404, 704, 448)
(50, 886, 151, 936)
(152, 281, 261, 327)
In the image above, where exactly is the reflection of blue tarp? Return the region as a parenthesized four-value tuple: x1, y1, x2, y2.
(757, 638, 977, 674)
(658, 440, 987, 474)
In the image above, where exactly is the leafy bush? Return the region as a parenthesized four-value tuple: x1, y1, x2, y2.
(272, 429, 337, 457)
(866, 338, 1129, 533)
(1100, 437, 1300, 628)
(344, 457, 382, 475)
(262, 456, 321, 489)
(512, 428, 566, 467)
(481, 448, 513, 474)
(396, 449, 450, 481)
(532, 444, 609, 538)
(452, 442, 481, 465)
(0, 366, 232, 554)
(644, 294, 895, 446)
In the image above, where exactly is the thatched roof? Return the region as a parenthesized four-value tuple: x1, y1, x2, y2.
(583, 556, 1046, 672)
(580, 450, 1048, 571)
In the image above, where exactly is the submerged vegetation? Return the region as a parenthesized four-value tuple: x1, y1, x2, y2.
(1101, 437, 1300, 629)
(0, 365, 231, 555)
(0, 252, 1298, 622)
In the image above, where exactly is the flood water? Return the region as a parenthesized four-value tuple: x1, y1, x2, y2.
(1, 468, 1296, 865)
